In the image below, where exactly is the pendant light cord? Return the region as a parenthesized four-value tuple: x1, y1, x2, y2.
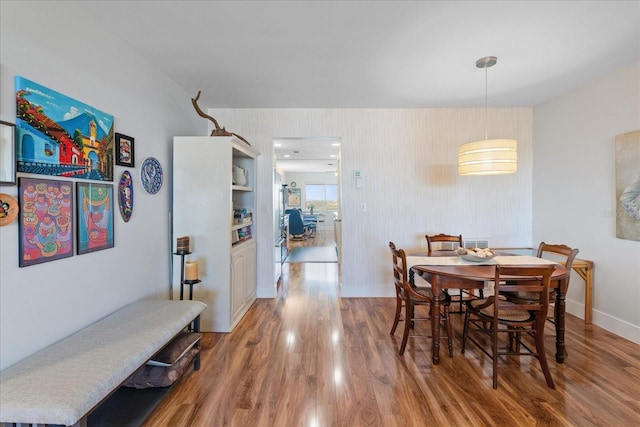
(484, 65, 488, 141)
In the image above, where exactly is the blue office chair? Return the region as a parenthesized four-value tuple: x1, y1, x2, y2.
(302, 214, 317, 237)
(285, 209, 309, 239)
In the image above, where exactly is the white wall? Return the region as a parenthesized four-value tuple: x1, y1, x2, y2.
(0, 2, 203, 369)
(533, 61, 640, 344)
(208, 108, 534, 298)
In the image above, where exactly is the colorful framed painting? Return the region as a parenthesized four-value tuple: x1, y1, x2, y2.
(76, 182, 114, 254)
(18, 177, 74, 267)
(115, 133, 135, 167)
(15, 76, 114, 182)
(0, 121, 16, 185)
(118, 170, 134, 222)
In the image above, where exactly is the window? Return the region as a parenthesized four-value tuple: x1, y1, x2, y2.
(305, 184, 338, 211)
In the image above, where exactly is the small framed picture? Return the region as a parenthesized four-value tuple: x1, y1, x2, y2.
(76, 182, 114, 254)
(0, 121, 16, 185)
(115, 133, 135, 167)
(287, 187, 301, 207)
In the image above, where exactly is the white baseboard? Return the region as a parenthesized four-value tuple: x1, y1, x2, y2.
(566, 298, 640, 345)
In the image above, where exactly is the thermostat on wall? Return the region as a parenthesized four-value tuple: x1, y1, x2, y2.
(353, 170, 362, 178)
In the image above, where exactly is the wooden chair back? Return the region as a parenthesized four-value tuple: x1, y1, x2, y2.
(537, 242, 579, 273)
(426, 233, 462, 253)
(493, 265, 556, 322)
(389, 242, 409, 299)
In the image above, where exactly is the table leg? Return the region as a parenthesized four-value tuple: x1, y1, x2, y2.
(584, 266, 593, 324)
(431, 277, 441, 365)
(555, 279, 567, 363)
(573, 262, 594, 324)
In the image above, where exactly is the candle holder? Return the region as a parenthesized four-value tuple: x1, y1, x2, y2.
(173, 251, 200, 300)
(182, 279, 201, 301)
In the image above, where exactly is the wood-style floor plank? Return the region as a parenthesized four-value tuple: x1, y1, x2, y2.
(140, 238, 640, 426)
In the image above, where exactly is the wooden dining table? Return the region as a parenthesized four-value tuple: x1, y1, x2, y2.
(407, 253, 569, 365)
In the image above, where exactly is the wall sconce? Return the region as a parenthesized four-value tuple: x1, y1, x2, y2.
(459, 56, 517, 176)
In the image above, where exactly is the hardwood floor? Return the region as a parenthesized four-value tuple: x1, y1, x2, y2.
(143, 236, 640, 426)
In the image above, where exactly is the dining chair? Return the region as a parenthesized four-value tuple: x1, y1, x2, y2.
(501, 242, 579, 323)
(461, 264, 557, 389)
(426, 233, 480, 313)
(389, 242, 453, 357)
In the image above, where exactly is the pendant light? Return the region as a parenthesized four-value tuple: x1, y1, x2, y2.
(458, 56, 517, 176)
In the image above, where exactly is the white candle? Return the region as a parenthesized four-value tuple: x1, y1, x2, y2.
(185, 260, 199, 281)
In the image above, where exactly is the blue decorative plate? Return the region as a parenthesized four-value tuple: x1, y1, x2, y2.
(140, 157, 163, 194)
(118, 171, 134, 222)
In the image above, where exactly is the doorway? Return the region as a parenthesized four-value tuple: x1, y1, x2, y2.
(273, 137, 341, 277)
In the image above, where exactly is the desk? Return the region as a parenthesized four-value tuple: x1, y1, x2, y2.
(409, 256, 569, 365)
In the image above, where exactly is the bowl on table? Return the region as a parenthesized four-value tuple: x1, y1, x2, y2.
(455, 247, 496, 262)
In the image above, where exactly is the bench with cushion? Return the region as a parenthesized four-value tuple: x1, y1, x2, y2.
(0, 299, 206, 427)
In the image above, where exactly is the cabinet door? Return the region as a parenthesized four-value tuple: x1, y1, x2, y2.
(231, 251, 246, 322)
(244, 242, 257, 302)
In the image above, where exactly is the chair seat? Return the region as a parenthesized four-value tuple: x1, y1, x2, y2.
(469, 298, 533, 322)
(410, 287, 451, 303)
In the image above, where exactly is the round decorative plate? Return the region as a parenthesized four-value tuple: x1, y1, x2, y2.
(118, 171, 134, 222)
(140, 157, 163, 194)
(0, 193, 19, 227)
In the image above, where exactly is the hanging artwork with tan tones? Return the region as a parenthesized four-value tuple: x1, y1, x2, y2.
(615, 130, 640, 241)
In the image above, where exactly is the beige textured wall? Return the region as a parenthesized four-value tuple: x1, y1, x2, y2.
(209, 108, 533, 297)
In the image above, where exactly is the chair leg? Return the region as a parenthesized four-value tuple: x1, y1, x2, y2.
(461, 308, 470, 353)
(445, 305, 453, 357)
(399, 300, 412, 355)
(492, 321, 499, 389)
(535, 328, 556, 389)
(390, 297, 402, 335)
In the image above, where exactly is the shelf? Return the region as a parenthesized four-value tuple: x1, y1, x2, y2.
(173, 135, 258, 332)
(232, 237, 254, 248)
(231, 221, 253, 231)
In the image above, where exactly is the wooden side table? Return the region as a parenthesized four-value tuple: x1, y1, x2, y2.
(571, 258, 594, 324)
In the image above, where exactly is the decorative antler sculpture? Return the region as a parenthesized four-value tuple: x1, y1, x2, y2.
(191, 91, 251, 145)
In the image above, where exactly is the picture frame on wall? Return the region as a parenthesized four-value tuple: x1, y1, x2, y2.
(115, 133, 135, 167)
(15, 76, 115, 182)
(76, 182, 114, 254)
(18, 177, 74, 267)
(287, 187, 301, 207)
(615, 130, 640, 242)
(0, 121, 16, 185)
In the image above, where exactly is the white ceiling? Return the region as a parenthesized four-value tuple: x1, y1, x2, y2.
(274, 137, 341, 172)
(76, 0, 639, 170)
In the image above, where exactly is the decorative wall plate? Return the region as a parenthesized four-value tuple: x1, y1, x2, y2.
(0, 193, 19, 226)
(118, 171, 134, 222)
(140, 157, 163, 194)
